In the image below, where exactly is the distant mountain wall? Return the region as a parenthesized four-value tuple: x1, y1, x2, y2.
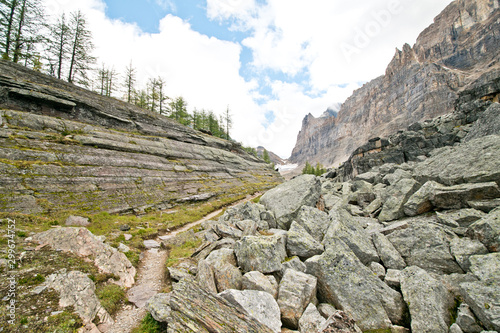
(290, 0, 500, 167)
(0, 61, 282, 215)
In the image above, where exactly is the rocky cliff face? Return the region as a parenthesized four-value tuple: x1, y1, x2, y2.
(290, 0, 500, 167)
(0, 61, 282, 215)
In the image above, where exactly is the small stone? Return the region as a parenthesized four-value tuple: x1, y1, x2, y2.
(317, 303, 337, 319)
(65, 215, 90, 227)
(117, 243, 130, 253)
(119, 224, 131, 231)
(369, 261, 386, 280)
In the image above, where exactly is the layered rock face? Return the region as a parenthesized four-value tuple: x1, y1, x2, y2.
(0, 61, 282, 214)
(290, 0, 500, 168)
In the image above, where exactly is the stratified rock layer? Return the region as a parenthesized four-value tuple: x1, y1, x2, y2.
(0, 61, 282, 214)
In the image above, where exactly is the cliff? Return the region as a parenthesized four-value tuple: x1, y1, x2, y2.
(289, 0, 500, 168)
(0, 60, 283, 215)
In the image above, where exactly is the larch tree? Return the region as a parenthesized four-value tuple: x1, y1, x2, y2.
(47, 12, 70, 79)
(1, 0, 43, 63)
(67, 10, 95, 85)
(124, 61, 136, 103)
(224, 105, 232, 140)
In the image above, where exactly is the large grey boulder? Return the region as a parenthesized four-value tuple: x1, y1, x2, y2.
(146, 293, 171, 322)
(450, 238, 489, 272)
(260, 174, 321, 229)
(456, 303, 482, 333)
(468, 253, 500, 282)
(464, 104, 500, 141)
(286, 221, 324, 260)
(459, 280, 500, 331)
(241, 271, 278, 299)
(387, 219, 463, 274)
(65, 215, 90, 227)
(168, 279, 274, 332)
(323, 209, 379, 265)
(32, 227, 135, 287)
(196, 260, 218, 294)
(277, 269, 317, 329)
(436, 209, 486, 229)
(305, 238, 406, 331)
(413, 135, 500, 186)
(431, 182, 500, 210)
(219, 201, 264, 223)
(43, 270, 113, 326)
(379, 178, 420, 222)
(205, 248, 242, 292)
(466, 208, 500, 252)
(404, 180, 439, 216)
(218, 289, 282, 333)
(295, 206, 330, 242)
(400, 266, 453, 333)
(298, 303, 327, 333)
(372, 232, 407, 270)
(234, 234, 287, 274)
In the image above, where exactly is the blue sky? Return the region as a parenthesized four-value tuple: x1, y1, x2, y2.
(42, 0, 454, 160)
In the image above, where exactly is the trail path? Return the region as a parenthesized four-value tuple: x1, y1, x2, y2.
(105, 193, 261, 333)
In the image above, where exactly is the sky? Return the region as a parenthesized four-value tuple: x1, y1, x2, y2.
(41, 0, 454, 159)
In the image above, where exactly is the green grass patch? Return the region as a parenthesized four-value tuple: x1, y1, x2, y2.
(132, 313, 168, 333)
(165, 238, 203, 268)
(96, 284, 127, 317)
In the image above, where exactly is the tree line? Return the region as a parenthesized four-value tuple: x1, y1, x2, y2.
(0, 0, 233, 140)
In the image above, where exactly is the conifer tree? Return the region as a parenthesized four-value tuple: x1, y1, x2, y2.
(46, 12, 69, 79)
(67, 10, 95, 85)
(124, 61, 136, 103)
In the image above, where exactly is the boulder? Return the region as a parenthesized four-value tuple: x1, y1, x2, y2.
(316, 310, 363, 333)
(317, 303, 337, 319)
(400, 266, 453, 333)
(128, 283, 158, 308)
(372, 232, 407, 270)
(450, 323, 464, 333)
(384, 269, 402, 290)
(145, 293, 171, 322)
(168, 279, 274, 332)
(456, 303, 482, 333)
(277, 269, 317, 329)
(241, 271, 278, 299)
(260, 174, 321, 229)
(298, 303, 326, 333)
(218, 289, 282, 333)
(32, 227, 135, 287)
(65, 215, 90, 227)
(387, 219, 463, 274)
(286, 221, 324, 260)
(220, 201, 264, 223)
(295, 206, 330, 242)
(459, 280, 500, 331)
(213, 223, 243, 239)
(379, 178, 420, 222)
(323, 209, 379, 265)
(467, 198, 500, 213)
(305, 238, 406, 331)
(431, 182, 500, 210)
(196, 260, 218, 294)
(413, 135, 500, 186)
(205, 248, 242, 292)
(450, 238, 489, 272)
(464, 104, 500, 141)
(403, 181, 439, 216)
(436, 209, 486, 228)
(468, 253, 500, 282)
(234, 234, 287, 274)
(466, 208, 500, 252)
(383, 169, 412, 186)
(369, 261, 386, 280)
(280, 256, 307, 277)
(43, 270, 113, 326)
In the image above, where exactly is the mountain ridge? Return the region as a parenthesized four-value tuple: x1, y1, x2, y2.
(289, 0, 500, 168)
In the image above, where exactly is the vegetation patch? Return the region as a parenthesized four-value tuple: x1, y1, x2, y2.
(96, 284, 127, 317)
(165, 237, 203, 268)
(131, 313, 168, 333)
